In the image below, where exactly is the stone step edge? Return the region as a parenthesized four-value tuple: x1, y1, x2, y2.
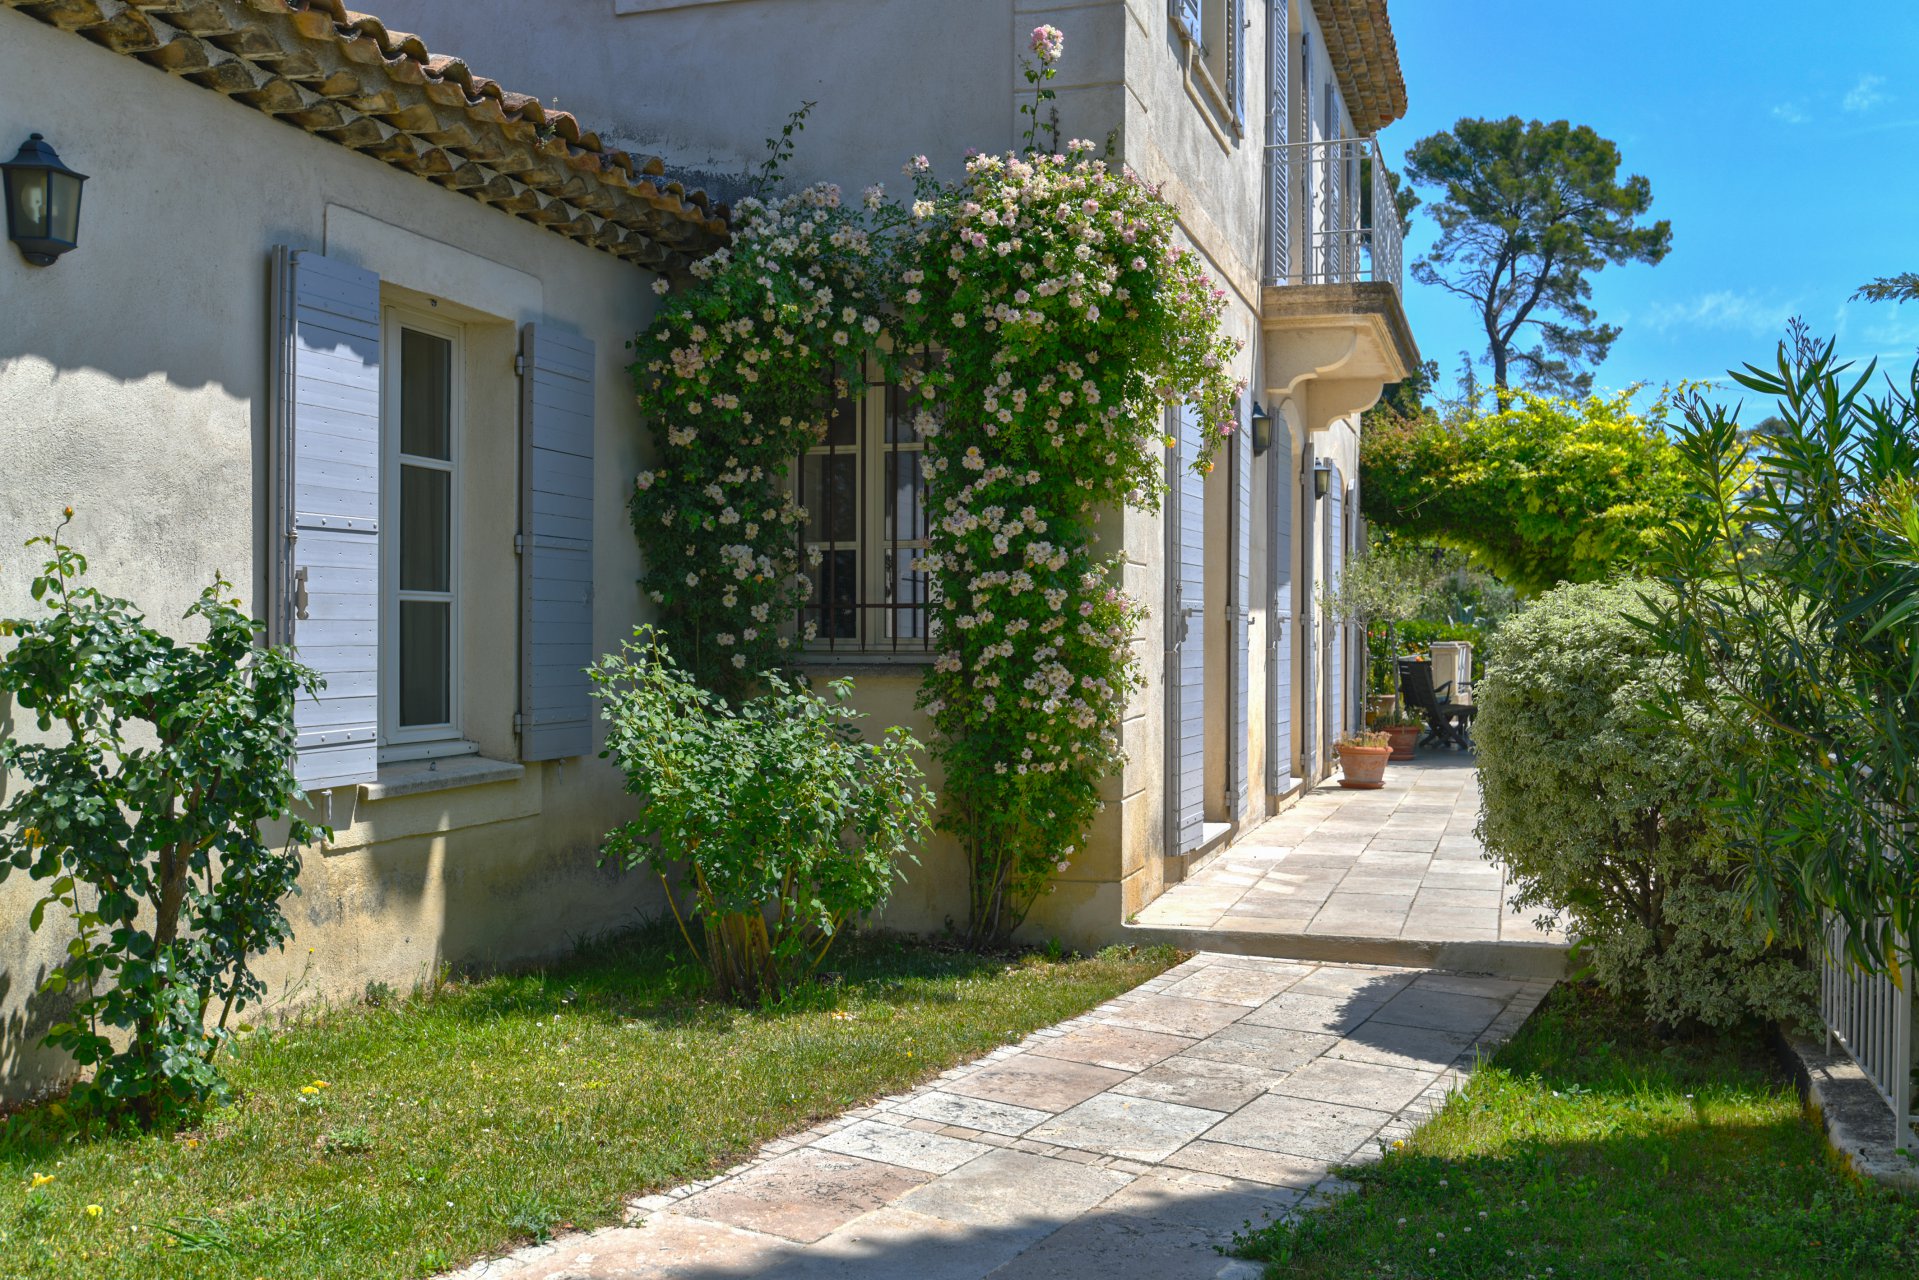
(1117, 923, 1570, 980)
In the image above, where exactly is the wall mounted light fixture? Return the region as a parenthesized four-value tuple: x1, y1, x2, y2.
(1311, 458, 1333, 500)
(1250, 401, 1273, 456)
(3, 134, 87, 266)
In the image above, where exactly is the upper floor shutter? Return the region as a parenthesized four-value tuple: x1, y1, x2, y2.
(271, 246, 381, 792)
(518, 323, 596, 762)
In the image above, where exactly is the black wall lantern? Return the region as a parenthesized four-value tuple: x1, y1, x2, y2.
(3, 134, 87, 266)
(1250, 401, 1273, 456)
(1310, 457, 1333, 500)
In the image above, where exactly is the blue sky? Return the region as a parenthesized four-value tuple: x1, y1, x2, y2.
(1377, 1, 1919, 407)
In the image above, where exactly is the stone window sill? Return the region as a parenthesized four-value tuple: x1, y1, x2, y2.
(359, 756, 526, 802)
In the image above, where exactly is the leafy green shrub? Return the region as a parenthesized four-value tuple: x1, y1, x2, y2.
(1640, 331, 1918, 972)
(0, 520, 324, 1121)
(591, 629, 933, 1001)
(1474, 579, 1814, 1028)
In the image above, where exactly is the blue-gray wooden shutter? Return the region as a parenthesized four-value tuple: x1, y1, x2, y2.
(1326, 465, 1346, 744)
(1264, 0, 1290, 282)
(1299, 441, 1319, 777)
(1169, 405, 1207, 853)
(1229, 0, 1245, 124)
(1266, 413, 1294, 794)
(1231, 399, 1252, 823)
(271, 246, 381, 792)
(518, 323, 596, 761)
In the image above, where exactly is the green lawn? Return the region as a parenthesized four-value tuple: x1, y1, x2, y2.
(0, 929, 1177, 1280)
(1237, 984, 1919, 1279)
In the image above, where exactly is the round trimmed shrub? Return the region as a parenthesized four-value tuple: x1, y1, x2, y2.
(1474, 579, 1814, 1029)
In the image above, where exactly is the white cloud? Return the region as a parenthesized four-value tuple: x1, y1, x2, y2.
(1771, 101, 1809, 124)
(1843, 74, 1889, 113)
(1645, 291, 1799, 338)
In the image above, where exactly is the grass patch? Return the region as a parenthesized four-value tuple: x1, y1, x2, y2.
(1237, 983, 1919, 1279)
(0, 927, 1176, 1279)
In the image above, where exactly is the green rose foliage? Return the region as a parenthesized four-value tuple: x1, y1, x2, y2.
(0, 524, 324, 1122)
(895, 147, 1241, 941)
(1362, 391, 1701, 594)
(624, 136, 1240, 945)
(591, 628, 932, 1002)
(630, 184, 898, 703)
(1474, 579, 1814, 1029)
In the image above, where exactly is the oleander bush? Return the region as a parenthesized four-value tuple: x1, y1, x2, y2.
(590, 628, 933, 1002)
(1473, 579, 1815, 1029)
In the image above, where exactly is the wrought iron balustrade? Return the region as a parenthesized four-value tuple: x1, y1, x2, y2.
(1263, 136, 1403, 296)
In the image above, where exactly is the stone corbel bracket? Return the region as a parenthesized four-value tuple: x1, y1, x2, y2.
(1260, 281, 1421, 434)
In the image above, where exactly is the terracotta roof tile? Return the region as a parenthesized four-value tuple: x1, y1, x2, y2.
(4, 0, 728, 269)
(1311, 0, 1409, 134)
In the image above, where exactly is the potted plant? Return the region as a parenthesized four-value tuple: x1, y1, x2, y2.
(1326, 533, 1445, 723)
(1336, 730, 1393, 789)
(1377, 710, 1422, 761)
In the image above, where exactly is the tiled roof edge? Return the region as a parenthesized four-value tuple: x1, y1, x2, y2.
(4, 0, 730, 270)
(1310, 0, 1409, 134)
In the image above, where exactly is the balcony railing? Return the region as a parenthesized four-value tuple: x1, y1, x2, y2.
(1263, 136, 1403, 297)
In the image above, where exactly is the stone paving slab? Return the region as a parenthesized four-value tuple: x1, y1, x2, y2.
(1129, 755, 1569, 978)
(445, 952, 1554, 1280)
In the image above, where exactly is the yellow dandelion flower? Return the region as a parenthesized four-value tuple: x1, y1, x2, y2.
(85, 1204, 102, 1217)
(311, 1080, 330, 1090)
(30, 1173, 54, 1189)
(300, 1086, 319, 1096)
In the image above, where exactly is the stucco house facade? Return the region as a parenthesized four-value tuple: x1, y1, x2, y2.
(366, 0, 1422, 934)
(0, 0, 724, 1102)
(0, 0, 1417, 1101)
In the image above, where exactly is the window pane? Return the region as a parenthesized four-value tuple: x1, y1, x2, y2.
(803, 453, 857, 543)
(809, 549, 858, 641)
(398, 600, 451, 727)
(887, 382, 942, 443)
(824, 387, 858, 447)
(400, 328, 452, 460)
(885, 549, 927, 640)
(885, 449, 925, 542)
(399, 464, 451, 592)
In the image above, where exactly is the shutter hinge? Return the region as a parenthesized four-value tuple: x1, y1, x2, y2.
(514, 532, 525, 555)
(513, 712, 523, 734)
(514, 352, 527, 376)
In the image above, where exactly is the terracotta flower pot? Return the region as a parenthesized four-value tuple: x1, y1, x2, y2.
(1368, 693, 1398, 721)
(1383, 723, 1420, 761)
(1336, 742, 1391, 790)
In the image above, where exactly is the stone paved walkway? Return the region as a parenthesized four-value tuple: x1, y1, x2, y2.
(452, 952, 1553, 1280)
(1131, 756, 1566, 974)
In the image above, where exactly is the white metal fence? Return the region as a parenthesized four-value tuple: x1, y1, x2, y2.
(1821, 915, 1916, 1146)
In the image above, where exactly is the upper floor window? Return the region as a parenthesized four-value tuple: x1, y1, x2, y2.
(382, 309, 463, 753)
(1173, 0, 1244, 131)
(794, 360, 932, 656)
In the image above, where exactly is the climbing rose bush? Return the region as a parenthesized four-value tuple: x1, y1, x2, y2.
(630, 183, 896, 702)
(628, 32, 1241, 942)
(896, 145, 1241, 939)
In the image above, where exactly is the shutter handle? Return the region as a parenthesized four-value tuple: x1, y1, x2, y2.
(294, 566, 311, 621)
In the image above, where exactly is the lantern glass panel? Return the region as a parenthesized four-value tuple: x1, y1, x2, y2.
(8, 170, 48, 239)
(47, 170, 81, 246)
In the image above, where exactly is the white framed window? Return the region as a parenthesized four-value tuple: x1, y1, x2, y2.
(793, 360, 931, 656)
(379, 308, 468, 756)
